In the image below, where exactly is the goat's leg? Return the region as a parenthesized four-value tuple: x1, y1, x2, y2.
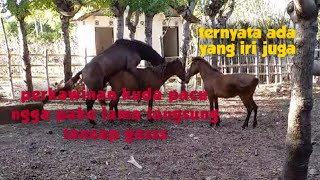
(214, 97, 221, 127)
(240, 96, 253, 129)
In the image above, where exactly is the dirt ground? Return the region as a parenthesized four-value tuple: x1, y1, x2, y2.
(0, 85, 320, 180)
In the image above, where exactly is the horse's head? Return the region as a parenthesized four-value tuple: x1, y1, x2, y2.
(185, 57, 202, 83)
(168, 59, 186, 82)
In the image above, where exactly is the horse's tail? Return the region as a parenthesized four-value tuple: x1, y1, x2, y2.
(64, 70, 83, 90)
(42, 70, 83, 104)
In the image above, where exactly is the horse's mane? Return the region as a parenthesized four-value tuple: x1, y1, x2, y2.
(114, 39, 165, 66)
(146, 60, 181, 78)
(146, 62, 168, 78)
(192, 57, 221, 73)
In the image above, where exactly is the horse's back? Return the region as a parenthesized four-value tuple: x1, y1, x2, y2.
(208, 74, 258, 97)
(224, 74, 258, 87)
(108, 69, 160, 91)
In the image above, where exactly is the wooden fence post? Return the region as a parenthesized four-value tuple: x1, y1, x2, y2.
(238, 54, 241, 73)
(279, 57, 282, 84)
(246, 55, 249, 74)
(274, 56, 278, 84)
(255, 53, 259, 79)
(266, 56, 270, 85)
(8, 55, 14, 99)
(84, 48, 88, 65)
(45, 49, 49, 89)
(1, 18, 14, 99)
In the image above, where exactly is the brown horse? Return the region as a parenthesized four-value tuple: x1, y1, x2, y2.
(108, 60, 186, 121)
(43, 39, 165, 125)
(185, 57, 259, 128)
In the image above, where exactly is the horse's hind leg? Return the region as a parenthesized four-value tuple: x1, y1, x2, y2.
(84, 84, 104, 125)
(248, 94, 258, 128)
(86, 98, 96, 125)
(126, 62, 145, 96)
(109, 90, 122, 123)
(240, 96, 253, 129)
(214, 97, 221, 127)
(209, 95, 220, 127)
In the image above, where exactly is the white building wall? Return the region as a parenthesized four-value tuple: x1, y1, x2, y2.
(76, 9, 184, 62)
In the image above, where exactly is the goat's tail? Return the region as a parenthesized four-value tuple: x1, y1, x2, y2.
(43, 70, 83, 104)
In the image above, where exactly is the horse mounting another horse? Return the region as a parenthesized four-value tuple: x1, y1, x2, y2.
(43, 39, 166, 125)
(108, 59, 186, 122)
(185, 57, 259, 129)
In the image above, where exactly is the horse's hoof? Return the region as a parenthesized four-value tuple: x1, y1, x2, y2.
(210, 123, 214, 127)
(148, 119, 154, 123)
(242, 125, 248, 129)
(253, 124, 257, 128)
(109, 120, 115, 123)
(89, 120, 96, 125)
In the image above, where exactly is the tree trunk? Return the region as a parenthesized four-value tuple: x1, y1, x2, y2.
(18, 17, 33, 93)
(111, 2, 125, 40)
(205, 0, 229, 68)
(181, 20, 192, 91)
(209, 17, 218, 68)
(281, 1, 318, 179)
(60, 16, 72, 83)
(116, 14, 124, 39)
(145, 15, 153, 45)
(145, 14, 154, 67)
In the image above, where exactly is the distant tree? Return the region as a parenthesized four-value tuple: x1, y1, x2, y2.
(4, 0, 34, 93)
(93, 0, 126, 39)
(171, 0, 200, 90)
(204, 0, 235, 67)
(130, 0, 174, 67)
(139, 0, 173, 46)
(125, 7, 140, 40)
(280, 0, 319, 179)
(33, 0, 85, 83)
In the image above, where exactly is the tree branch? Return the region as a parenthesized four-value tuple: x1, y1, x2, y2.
(170, 0, 199, 23)
(54, 0, 83, 17)
(217, 0, 235, 28)
(126, 8, 140, 34)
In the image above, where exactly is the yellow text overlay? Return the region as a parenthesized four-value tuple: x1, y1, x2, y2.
(198, 25, 296, 58)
